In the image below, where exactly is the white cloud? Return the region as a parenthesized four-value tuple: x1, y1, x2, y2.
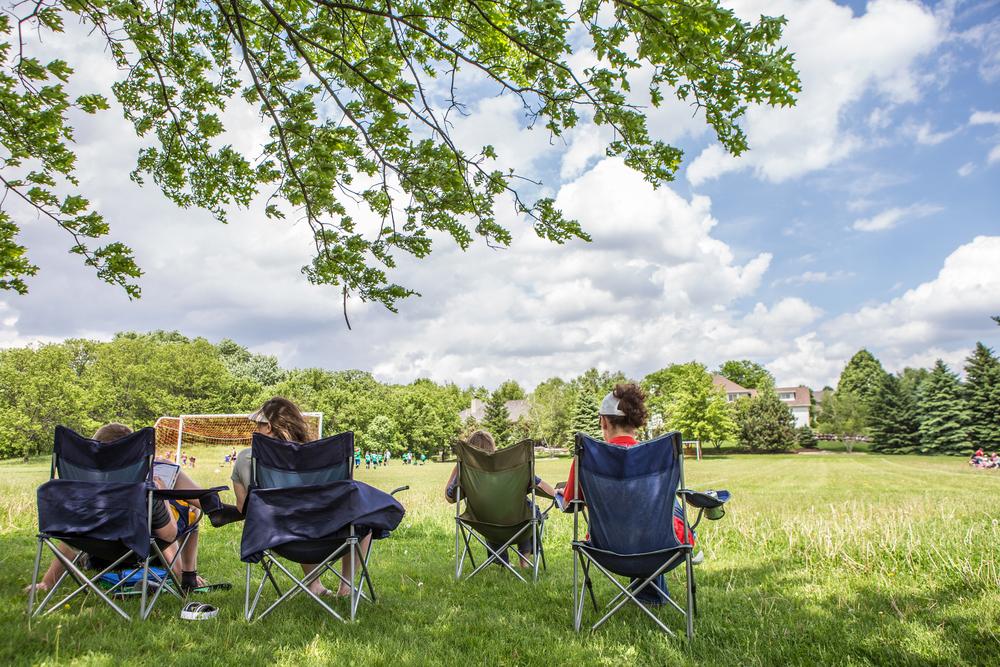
(957, 162, 975, 176)
(827, 235, 1000, 352)
(773, 270, 854, 286)
(852, 203, 942, 232)
(990, 145, 1000, 164)
(905, 121, 959, 145)
(688, 0, 945, 185)
(969, 110, 1000, 125)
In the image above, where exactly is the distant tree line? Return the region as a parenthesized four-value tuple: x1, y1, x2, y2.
(5, 328, 996, 460)
(815, 340, 1000, 456)
(0, 331, 465, 459)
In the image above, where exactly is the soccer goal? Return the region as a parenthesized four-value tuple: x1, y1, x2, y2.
(155, 412, 324, 460)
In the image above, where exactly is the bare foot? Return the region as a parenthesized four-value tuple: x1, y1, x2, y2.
(336, 584, 353, 597)
(24, 582, 49, 594)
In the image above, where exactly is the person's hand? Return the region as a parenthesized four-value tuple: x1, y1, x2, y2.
(153, 476, 166, 489)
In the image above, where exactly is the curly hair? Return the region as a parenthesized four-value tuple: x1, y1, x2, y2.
(603, 382, 647, 430)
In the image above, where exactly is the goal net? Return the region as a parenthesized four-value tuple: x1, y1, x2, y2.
(155, 412, 324, 459)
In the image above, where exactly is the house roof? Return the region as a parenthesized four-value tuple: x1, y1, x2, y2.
(711, 374, 756, 396)
(712, 374, 812, 407)
(776, 385, 812, 407)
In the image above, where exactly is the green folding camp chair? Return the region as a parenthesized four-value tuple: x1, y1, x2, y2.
(453, 439, 550, 583)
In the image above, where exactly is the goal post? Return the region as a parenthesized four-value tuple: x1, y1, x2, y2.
(155, 412, 324, 460)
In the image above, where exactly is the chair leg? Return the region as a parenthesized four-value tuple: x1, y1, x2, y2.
(685, 552, 695, 641)
(27, 538, 44, 617)
(44, 541, 132, 621)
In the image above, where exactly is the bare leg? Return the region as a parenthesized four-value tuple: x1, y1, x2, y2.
(301, 563, 330, 595)
(163, 542, 181, 578)
(25, 542, 77, 593)
(337, 533, 372, 596)
(172, 470, 206, 510)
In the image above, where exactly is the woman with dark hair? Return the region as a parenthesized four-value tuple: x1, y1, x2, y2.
(560, 383, 696, 606)
(231, 397, 370, 598)
(561, 382, 649, 505)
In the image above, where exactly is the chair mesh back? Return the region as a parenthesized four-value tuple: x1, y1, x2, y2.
(53, 425, 153, 482)
(577, 432, 682, 554)
(457, 439, 533, 526)
(251, 431, 353, 490)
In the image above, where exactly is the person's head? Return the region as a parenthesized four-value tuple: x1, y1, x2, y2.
(598, 383, 647, 440)
(249, 397, 310, 443)
(467, 430, 496, 454)
(93, 423, 132, 443)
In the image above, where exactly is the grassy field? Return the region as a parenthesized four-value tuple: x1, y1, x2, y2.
(1, 450, 999, 666)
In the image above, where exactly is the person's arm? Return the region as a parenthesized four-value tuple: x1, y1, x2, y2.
(233, 481, 248, 514)
(443, 465, 459, 503)
(150, 493, 178, 543)
(534, 477, 557, 498)
(231, 448, 251, 513)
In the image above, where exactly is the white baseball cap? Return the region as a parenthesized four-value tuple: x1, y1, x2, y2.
(598, 391, 626, 417)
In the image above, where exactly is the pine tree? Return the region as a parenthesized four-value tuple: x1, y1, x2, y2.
(571, 388, 601, 439)
(482, 390, 511, 447)
(963, 342, 1000, 450)
(917, 360, 970, 455)
(869, 373, 920, 454)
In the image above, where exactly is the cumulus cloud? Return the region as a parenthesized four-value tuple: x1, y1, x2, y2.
(852, 203, 942, 232)
(957, 162, 975, 176)
(688, 0, 944, 185)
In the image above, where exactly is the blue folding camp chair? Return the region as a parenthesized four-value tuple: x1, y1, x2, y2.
(240, 431, 406, 622)
(568, 431, 729, 639)
(28, 426, 226, 620)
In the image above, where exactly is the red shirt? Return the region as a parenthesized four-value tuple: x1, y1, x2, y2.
(562, 435, 637, 503)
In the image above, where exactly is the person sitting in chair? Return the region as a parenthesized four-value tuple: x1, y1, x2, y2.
(231, 397, 370, 598)
(25, 423, 232, 594)
(559, 383, 698, 604)
(444, 430, 557, 568)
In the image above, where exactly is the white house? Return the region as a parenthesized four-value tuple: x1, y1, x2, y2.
(711, 375, 813, 428)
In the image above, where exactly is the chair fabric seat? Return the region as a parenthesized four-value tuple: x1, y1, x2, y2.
(241, 479, 403, 563)
(37, 478, 150, 558)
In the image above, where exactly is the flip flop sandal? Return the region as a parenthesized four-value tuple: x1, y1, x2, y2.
(184, 581, 233, 594)
(180, 601, 219, 620)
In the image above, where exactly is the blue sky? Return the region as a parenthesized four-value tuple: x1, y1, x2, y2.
(1, 0, 999, 390)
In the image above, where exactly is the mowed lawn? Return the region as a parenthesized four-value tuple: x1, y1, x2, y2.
(1, 451, 999, 666)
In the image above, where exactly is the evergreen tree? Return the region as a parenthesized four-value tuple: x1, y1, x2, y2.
(964, 343, 1000, 450)
(917, 360, 970, 455)
(869, 373, 920, 454)
(482, 389, 512, 447)
(733, 385, 796, 452)
(571, 388, 601, 439)
(795, 425, 818, 449)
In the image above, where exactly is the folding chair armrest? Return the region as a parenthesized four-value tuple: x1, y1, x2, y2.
(389, 485, 409, 496)
(563, 498, 585, 514)
(153, 485, 229, 501)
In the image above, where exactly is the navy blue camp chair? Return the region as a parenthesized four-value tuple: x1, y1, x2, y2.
(569, 431, 728, 639)
(240, 432, 405, 622)
(28, 426, 226, 620)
